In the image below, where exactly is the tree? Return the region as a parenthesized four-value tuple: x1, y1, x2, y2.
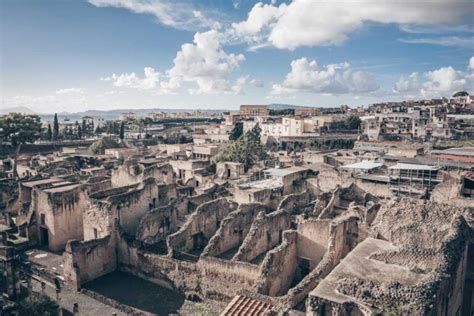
(345, 116, 361, 130)
(95, 125, 103, 135)
(17, 292, 58, 316)
(216, 123, 267, 171)
(119, 122, 125, 141)
(52, 113, 59, 140)
(77, 124, 83, 139)
(0, 113, 42, 177)
(46, 124, 52, 141)
(89, 136, 120, 154)
(82, 119, 87, 136)
(229, 122, 243, 140)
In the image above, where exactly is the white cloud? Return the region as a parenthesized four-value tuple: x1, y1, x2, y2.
(399, 24, 474, 34)
(393, 57, 474, 97)
(102, 31, 247, 95)
(232, 2, 284, 35)
(5, 93, 87, 114)
(101, 67, 161, 90)
(393, 72, 419, 94)
(250, 79, 264, 88)
(421, 66, 467, 96)
(234, 0, 472, 50)
(87, 0, 221, 31)
(271, 58, 379, 95)
(165, 30, 245, 94)
(231, 76, 248, 94)
(55, 87, 83, 94)
(399, 36, 474, 48)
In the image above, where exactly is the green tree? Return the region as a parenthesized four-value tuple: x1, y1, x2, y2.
(46, 124, 52, 141)
(89, 136, 120, 154)
(52, 113, 59, 140)
(216, 123, 267, 171)
(119, 121, 125, 141)
(345, 115, 361, 130)
(77, 124, 83, 139)
(82, 119, 87, 136)
(229, 122, 243, 140)
(0, 113, 42, 177)
(95, 125, 103, 135)
(17, 292, 59, 316)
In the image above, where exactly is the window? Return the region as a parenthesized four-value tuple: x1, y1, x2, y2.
(40, 214, 46, 225)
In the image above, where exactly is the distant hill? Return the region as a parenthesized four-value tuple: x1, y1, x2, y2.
(0, 106, 37, 115)
(1, 104, 319, 121)
(38, 108, 227, 122)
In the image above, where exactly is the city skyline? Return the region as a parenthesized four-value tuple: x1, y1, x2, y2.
(1, 0, 473, 113)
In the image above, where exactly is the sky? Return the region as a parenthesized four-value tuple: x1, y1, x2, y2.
(0, 0, 473, 113)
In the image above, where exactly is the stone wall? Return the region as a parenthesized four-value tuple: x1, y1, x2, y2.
(197, 256, 262, 300)
(431, 177, 473, 208)
(255, 231, 298, 296)
(63, 235, 117, 289)
(277, 191, 312, 214)
(117, 232, 261, 301)
(84, 176, 112, 193)
(135, 205, 177, 244)
(83, 201, 113, 240)
(202, 203, 268, 257)
(296, 219, 331, 270)
(233, 210, 291, 263)
(34, 186, 86, 251)
(111, 164, 141, 187)
(167, 198, 238, 254)
(109, 178, 159, 235)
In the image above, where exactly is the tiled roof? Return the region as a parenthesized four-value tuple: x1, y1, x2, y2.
(221, 295, 274, 316)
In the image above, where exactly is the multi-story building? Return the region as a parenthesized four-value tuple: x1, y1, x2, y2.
(240, 105, 269, 117)
(120, 112, 137, 121)
(294, 107, 320, 117)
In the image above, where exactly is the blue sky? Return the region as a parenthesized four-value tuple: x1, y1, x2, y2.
(1, 0, 473, 113)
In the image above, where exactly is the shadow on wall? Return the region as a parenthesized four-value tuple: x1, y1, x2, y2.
(83, 271, 185, 315)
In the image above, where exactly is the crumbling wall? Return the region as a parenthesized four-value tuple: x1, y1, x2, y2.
(117, 231, 261, 301)
(282, 169, 315, 195)
(296, 219, 331, 269)
(364, 198, 471, 313)
(108, 178, 159, 235)
(311, 164, 349, 192)
(157, 183, 178, 206)
(277, 191, 312, 214)
(167, 198, 238, 254)
(84, 176, 111, 193)
(431, 177, 473, 208)
(255, 231, 298, 296)
(135, 205, 177, 244)
(83, 201, 113, 240)
(63, 235, 117, 289)
(332, 212, 360, 260)
(111, 164, 141, 187)
(35, 187, 86, 251)
(202, 203, 268, 257)
(317, 189, 340, 219)
(197, 256, 261, 300)
(233, 210, 291, 263)
(144, 163, 175, 184)
(354, 178, 392, 198)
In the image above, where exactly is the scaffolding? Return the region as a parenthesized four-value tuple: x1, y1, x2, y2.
(388, 163, 441, 197)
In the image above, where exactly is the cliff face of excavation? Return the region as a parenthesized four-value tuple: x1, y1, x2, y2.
(334, 198, 472, 312)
